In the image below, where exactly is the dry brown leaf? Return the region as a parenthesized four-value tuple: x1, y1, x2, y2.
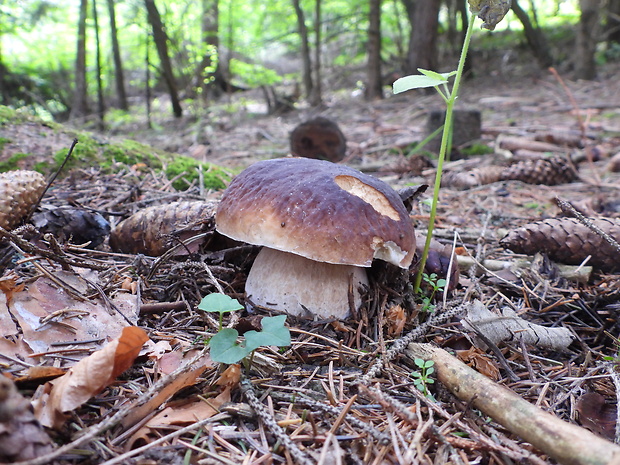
(32, 326, 148, 429)
(126, 386, 231, 450)
(5, 273, 140, 366)
(120, 350, 213, 429)
(386, 305, 406, 337)
(216, 364, 241, 388)
(576, 392, 617, 441)
(455, 347, 500, 381)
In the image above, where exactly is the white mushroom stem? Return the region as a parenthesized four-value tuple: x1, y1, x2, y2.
(245, 248, 369, 319)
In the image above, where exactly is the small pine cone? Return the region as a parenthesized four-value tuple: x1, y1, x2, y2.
(441, 166, 504, 189)
(500, 156, 578, 185)
(0, 170, 46, 230)
(109, 200, 217, 256)
(499, 217, 620, 271)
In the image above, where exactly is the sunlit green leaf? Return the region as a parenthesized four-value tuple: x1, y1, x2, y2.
(198, 293, 244, 314)
(393, 75, 447, 94)
(209, 328, 251, 364)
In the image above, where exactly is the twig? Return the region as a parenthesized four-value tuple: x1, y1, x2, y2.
(357, 302, 466, 385)
(240, 377, 315, 465)
(556, 197, 620, 254)
(13, 347, 211, 465)
(405, 343, 620, 465)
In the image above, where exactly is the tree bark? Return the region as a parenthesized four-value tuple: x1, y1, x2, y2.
(144, 0, 183, 117)
(402, 0, 440, 74)
(511, 0, 553, 68)
(92, 0, 105, 130)
(366, 0, 383, 100)
(605, 0, 620, 43)
(292, 0, 313, 101)
(309, 0, 322, 106)
(70, 0, 89, 120)
(106, 0, 128, 110)
(575, 0, 601, 80)
(199, 0, 221, 99)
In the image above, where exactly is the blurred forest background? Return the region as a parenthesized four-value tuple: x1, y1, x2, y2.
(1, 0, 619, 132)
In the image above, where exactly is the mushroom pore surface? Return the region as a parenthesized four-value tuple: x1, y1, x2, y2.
(215, 158, 415, 268)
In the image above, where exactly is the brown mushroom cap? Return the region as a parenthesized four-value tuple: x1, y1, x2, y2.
(216, 158, 415, 268)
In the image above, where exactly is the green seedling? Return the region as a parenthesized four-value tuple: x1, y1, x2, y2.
(393, 0, 509, 294)
(418, 272, 446, 312)
(411, 358, 436, 399)
(198, 293, 291, 364)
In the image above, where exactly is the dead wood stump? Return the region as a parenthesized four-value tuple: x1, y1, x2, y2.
(290, 117, 347, 162)
(426, 109, 481, 158)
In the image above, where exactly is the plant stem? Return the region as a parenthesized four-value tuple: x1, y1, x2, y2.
(413, 13, 477, 293)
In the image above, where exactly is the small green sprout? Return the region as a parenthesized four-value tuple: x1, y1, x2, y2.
(412, 358, 435, 399)
(418, 272, 447, 312)
(198, 293, 291, 364)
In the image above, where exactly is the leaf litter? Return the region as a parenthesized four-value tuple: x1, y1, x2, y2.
(1, 64, 620, 464)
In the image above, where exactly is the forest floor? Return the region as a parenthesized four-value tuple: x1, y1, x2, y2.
(2, 56, 620, 465)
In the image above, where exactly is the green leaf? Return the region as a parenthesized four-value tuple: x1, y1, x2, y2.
(393, 75, 447, 94)
(417, 68, 457, 81)
(245, 315, 291, 352)
(209, 328, 251, 364)
(198, 293, 244, 314)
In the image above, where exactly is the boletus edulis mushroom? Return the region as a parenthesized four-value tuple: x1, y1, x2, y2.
(215, 157, 416, 319)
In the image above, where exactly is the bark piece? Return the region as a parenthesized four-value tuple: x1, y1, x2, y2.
(109, 200, 217, 256)
(405, 343, 620, 465)
(461, 300, 574, 350)
(290, 117, 347, 162)
(500, 217, 620, 271)
(0, 170, 46, 230)
(500, 156, 578, 185)
(441, 166, 504, 189)
(32, 207, 111, 248)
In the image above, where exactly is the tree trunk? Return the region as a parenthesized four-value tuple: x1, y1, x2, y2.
(575, 0, 601, 80)
(106, 0, 128, 110)
(366, 0, 383, 100)
(309, 0, 322, 106)
(144, 0, 183, 117)
(292, 0, 313, 101)
(199, 0, 221, 100)
(70, 0, 89, 120)
(92, 0, 105, 130)
(605, 0, 620, 43)
(511, 0, 553, 68)
(402, 0, 440, 74)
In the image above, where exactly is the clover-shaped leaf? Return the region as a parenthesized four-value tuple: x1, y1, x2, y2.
(209, 328, 251, 364)
(245, 315, 291, 352)
(198, 293, 244, 314)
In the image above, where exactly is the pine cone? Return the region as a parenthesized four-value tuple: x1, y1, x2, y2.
(441, 166, 504, 189)
(499, 217, 620, 271)
(0, 170, 46, 230)
(500, 156, 578, 185)
(109, 200, 217, 256)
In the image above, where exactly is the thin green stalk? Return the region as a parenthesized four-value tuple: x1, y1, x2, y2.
(413, 14, 477, 293)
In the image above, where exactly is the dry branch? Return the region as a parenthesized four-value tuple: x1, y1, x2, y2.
(405, 343, 620, 465)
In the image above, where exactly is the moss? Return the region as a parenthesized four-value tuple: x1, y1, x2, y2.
(0, 137, 10, 151)
(102, 139, 163, 170)
(165, 155, 232, 191)
(53, 135, 100, 170)
(460, 143, 494, 156)
(0, 153, 30, 172)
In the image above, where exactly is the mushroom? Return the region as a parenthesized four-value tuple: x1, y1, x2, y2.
(215, 158, 416, 319)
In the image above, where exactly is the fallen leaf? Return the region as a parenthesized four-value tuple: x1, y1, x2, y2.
(216, 364, 241, 388)
(455, 347, 500, 380)
(126, 386, 231, 450)
(386, 305, 406, 337)
(576, 392, 616, 440)
(32, 326, 149, 429)
(120, 349, 212, 429)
